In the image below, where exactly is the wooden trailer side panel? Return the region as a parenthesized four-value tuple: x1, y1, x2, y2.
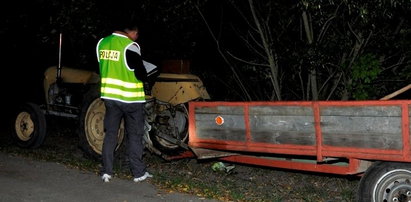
(188, 101, 411, 164)
(321, 105, 402, 149)
(194, 105, 246, 142)
(249, 106, 316, 146)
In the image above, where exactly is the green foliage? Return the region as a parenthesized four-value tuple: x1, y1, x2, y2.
(348, 54, 381, 100)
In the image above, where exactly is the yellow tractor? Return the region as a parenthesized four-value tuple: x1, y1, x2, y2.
(13, 60, 210, 159)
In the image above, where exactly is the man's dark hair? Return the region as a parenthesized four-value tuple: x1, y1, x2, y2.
(112, 18, 139, 32)
(123, 24, 138, 33)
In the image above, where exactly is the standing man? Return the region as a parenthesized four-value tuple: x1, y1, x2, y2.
(96, 22, 153, 183)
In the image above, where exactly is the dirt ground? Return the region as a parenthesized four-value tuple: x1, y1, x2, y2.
(1, 117, 359, 202)
(0, 152, 218, 202)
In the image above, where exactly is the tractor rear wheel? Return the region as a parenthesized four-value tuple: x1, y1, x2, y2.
(78, 86, 124, 159)
(13, 102, 47, 148)
(149, 103, 189, 154)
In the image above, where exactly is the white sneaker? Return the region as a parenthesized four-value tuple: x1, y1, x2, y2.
(101, 174, 112, 182)
(133, 172, 153, 182)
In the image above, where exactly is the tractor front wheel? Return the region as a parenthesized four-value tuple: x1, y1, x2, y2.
(13, 102, 47, 148)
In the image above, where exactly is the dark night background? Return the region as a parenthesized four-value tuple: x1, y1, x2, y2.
(1, 0, 218, 116)
(2, 2, 411, 201)
(2, 0, 411, 117)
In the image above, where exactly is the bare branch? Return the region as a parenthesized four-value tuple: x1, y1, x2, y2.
(228, 0, 258, 32)
(248, 31, 265, 51)
(381, 55, 410, 72)
(248, 0, 282, 100)
(394, 18, 404, 35)
(347, 22, 361, 43)
(302, 11, 313, 44)
(227, 51, 270, 67)
(317, 15, 335, 43)
(196, 5, 252, 101)
(318, 2, 342, 43)
(230, 24, 266, 59)
(318, 65, 338, 95)
(306, 73, 311, 100)
(297, 60, 306, 100)
(326, 72, 343, 100)
(361, 30, 373, 53)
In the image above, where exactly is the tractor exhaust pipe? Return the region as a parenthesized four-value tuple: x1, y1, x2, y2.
(56, 33, 63, 83)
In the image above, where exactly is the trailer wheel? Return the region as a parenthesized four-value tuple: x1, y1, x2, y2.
(78, 87, 124, 159)
(357, 161, 411, 202)
(13, 102, 47, 148)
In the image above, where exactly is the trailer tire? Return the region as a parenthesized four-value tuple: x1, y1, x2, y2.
(357, 161, 411, 202)
(78, 86, 125, 160)
(13, 102, 47, 148)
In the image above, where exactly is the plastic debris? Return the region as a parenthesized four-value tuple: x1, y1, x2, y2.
(211, 162, 235, 173)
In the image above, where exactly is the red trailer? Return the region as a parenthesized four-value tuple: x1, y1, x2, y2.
(187, 99, 411, 202)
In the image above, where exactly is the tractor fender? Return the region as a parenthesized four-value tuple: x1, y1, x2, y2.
(43, 66, 100, 104)
(151, 73, 210, 105)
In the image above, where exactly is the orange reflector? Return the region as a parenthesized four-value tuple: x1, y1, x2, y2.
(215, 115, 224, 125)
